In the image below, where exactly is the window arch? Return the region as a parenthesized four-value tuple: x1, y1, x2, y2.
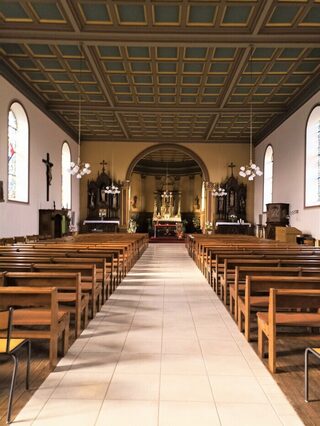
(61, 142, 71, 209)
(263, 145, 273, 212)
(305, 105, 320, 207)
(8, 102, 29, 202)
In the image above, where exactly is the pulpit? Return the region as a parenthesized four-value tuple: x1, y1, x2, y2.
(39, 209, 70, 238)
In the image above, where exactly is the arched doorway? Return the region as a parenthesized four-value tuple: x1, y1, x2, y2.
(124, 144, 210, 234)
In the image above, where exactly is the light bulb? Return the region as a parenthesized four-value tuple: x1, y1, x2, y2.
(245, 169, 251, 176)
(251, 163, 257, 169)
(76, 173, 81, 179)
(239, 171, 246, 177)
(240, 166, 245, 171)
(70, 162, 75, 167)
(248, 175, 254, 181)
(85, 163, 90, 168)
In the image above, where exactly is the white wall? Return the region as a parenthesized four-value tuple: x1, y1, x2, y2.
(0, 76, 80, 238)
(254, 90, 320, 239)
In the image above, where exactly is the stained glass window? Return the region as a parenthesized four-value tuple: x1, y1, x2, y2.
(61, 141, 71, 209)
(8, 102, 29, 202)
(305, 106, 320, 207)
(263, 145, 273, 212)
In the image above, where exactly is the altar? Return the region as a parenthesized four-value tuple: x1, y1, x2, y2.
(215, 221, 252, 235)
(83, 220, 120, 233)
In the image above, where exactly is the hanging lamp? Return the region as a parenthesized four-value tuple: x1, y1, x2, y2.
(68, 43, 91, 179)
(212, 184, 227, 197)
(105, 153, 120, 194)
(239, 46, 263, 181)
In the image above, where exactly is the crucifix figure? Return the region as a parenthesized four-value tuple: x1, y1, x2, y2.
(100, 160, 107, 173)
(228, 162, 236, 176)
(42, 153, 53, 201)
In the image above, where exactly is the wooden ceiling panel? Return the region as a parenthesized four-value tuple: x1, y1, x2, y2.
(0, 0, 319, 144)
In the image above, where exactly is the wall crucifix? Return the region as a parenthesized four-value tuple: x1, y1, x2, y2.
(42, 153, 53, 201)
(228, 162, 236, 176)
(100, 159, 107, 173)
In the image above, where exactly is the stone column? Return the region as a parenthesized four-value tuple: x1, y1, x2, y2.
(120, 180, 130, 230)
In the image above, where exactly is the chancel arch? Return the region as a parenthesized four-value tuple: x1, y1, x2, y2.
(125, 144, 210, 233)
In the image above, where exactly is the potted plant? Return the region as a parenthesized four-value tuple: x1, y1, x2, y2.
(205, 221, 213, 235)
(127, 218, 137, 233)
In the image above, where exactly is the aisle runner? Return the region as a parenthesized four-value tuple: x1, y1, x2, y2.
(15, 244, 302, 426)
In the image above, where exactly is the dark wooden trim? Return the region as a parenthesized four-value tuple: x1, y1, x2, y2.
(0, 59, 77, 141)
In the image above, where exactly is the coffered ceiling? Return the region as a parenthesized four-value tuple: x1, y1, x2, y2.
(0, 1, 320, 144)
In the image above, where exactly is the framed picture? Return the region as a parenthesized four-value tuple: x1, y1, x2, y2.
(0, 181, 4, 202)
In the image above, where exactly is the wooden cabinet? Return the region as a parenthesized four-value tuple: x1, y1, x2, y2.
(275, 226, 301, 243)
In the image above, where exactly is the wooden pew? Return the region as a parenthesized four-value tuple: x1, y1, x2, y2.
(0, 286, 69, 369)
(3, 272, 85, 338)
(218, 258, 281, 303)
(238, 275, 320, 342)
(229, 266, 302, 321)
(257, 289, 320, 373)
(31, 263, 97, 319)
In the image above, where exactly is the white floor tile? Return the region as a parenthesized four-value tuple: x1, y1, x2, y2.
(159, 401, 221, 426)
(95, 400, 158, 426)
(13, 244, 303, 426)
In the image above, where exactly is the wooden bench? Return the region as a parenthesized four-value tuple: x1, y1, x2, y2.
(257, 288, 320, 373)
(0, 286, 69, 369)
(238, 275, 320, 342)
(31, 263, 97, 320)
(229, 266, 302, 321)
(3, 271, 86, 338)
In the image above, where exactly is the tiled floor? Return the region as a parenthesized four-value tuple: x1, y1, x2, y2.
(15, 244, 303, 425)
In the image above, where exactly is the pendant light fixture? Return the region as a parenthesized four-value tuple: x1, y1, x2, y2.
(239, 46, 263, 181)
(161, 163, 173, 201)
(68, 43, 91, 179)
(105, 152, 120, 194)
(212, 184, 227, 197)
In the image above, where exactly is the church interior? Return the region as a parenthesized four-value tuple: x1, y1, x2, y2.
(1, 1, 320, 425)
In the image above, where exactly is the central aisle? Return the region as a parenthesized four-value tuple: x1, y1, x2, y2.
(16, 244, 302, 426)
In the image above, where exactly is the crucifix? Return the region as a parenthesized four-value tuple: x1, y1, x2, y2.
(100, 160, 107, 173)
(42, 153, 53, 201)
(228, 162, 236, 176)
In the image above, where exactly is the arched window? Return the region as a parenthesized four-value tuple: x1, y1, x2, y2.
(263, 145, 273, 212)
(61, 142, 71, 209)
(8, 102, 29, 202)
(305, 106, 320, 207)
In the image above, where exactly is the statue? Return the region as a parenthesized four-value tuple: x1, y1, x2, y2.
(89, 191, 95, 209)
(101, 186, 106, 203)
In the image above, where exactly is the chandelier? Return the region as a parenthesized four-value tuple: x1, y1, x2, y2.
(161, 164, 172, 200)
(212, 184, 227, 197)
(103, 154, 120, 195)
(104, 184, 120, 195)
(68, 43, 91, 179)
(206, 181, 227, 197)
(239, 46, 263, 181)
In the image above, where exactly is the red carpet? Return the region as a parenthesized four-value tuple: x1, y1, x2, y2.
(149, 237, 185, 243)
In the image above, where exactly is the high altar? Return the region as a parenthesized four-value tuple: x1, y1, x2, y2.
(153, 190, 181, 223)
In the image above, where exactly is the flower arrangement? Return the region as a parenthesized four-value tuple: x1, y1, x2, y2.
(127, 218, 137, 233)
(229, 214, 237, 223)
(205, 221, 213, 231)
(192, 216, 200, 230)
